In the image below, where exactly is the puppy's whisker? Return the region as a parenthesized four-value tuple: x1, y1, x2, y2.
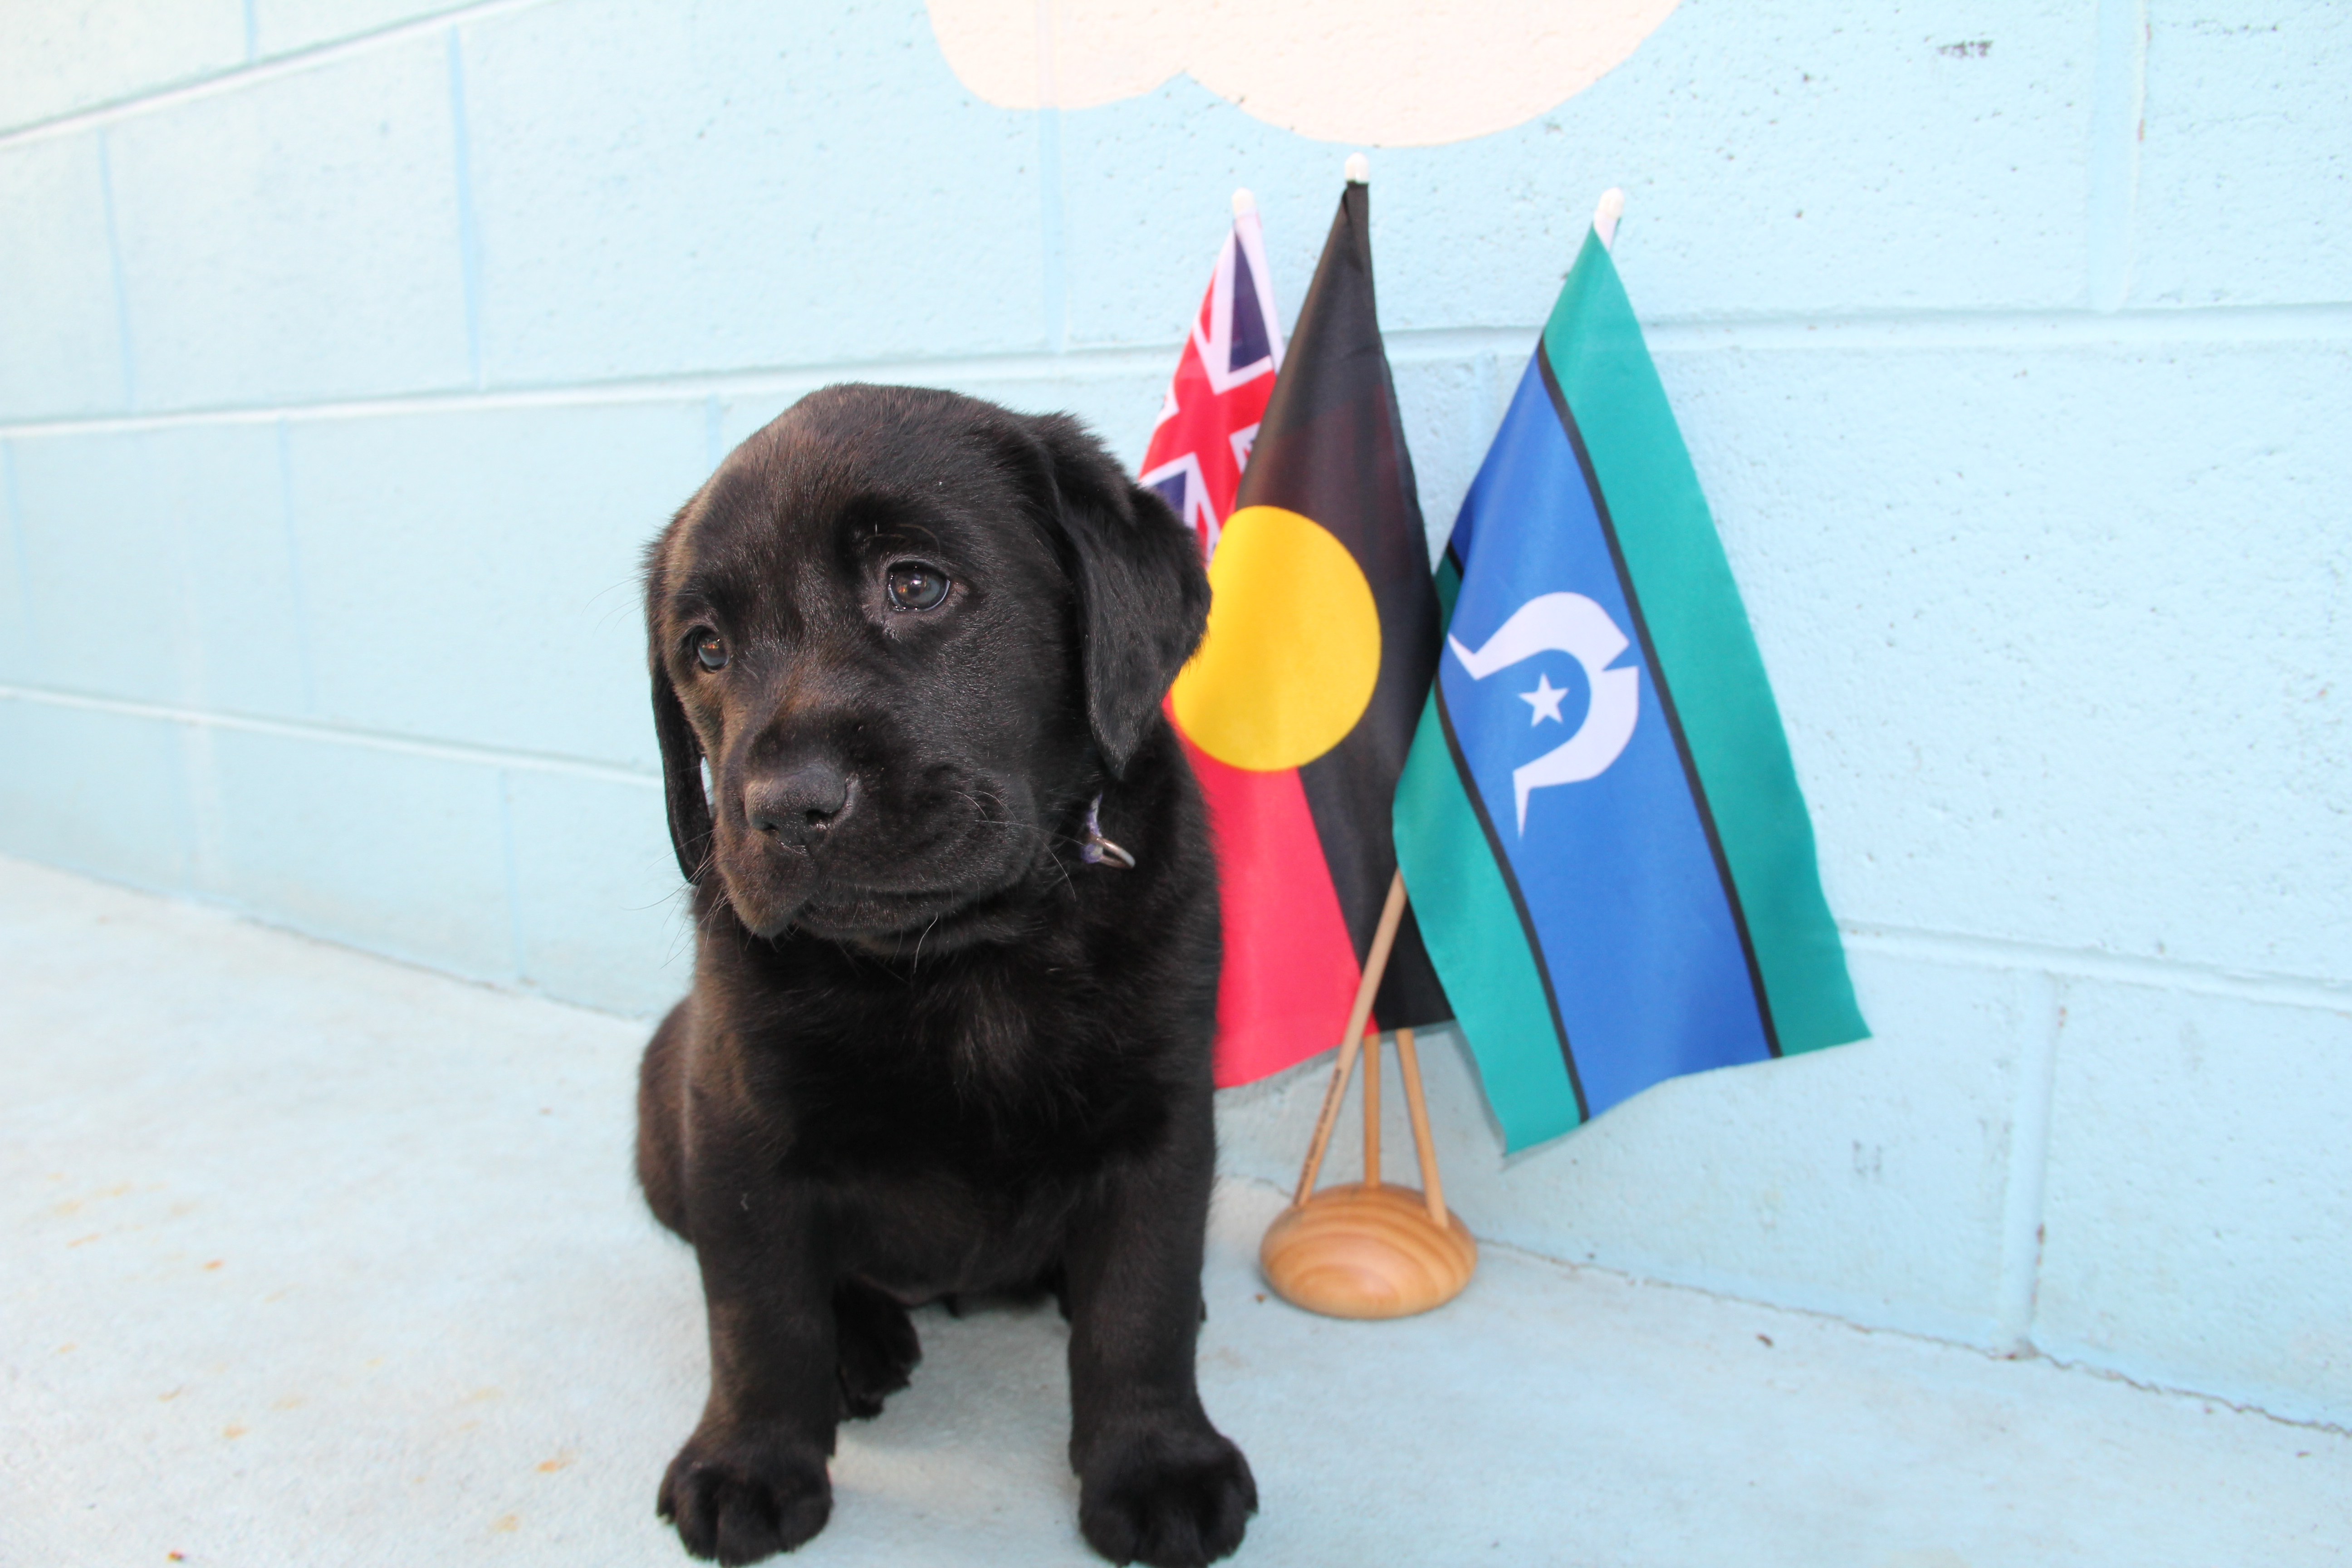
(656, 882, 705, 971)
(590, 588, 641, 633)
(943, 794, 1099, 897)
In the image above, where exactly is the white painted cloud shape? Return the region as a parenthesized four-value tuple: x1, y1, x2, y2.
(926, 0, 1681, 147)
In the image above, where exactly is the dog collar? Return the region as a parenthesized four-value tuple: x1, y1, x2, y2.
(1081, 794, 1136, 870)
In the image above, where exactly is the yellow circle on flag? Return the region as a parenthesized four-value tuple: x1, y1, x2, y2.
(1171, 505, 1382, 772)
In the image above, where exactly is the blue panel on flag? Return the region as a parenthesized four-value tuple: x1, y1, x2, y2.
(1227, 242, 1271, 374)
(1147, 469, 1189, 519)
(1440, 360, 1770, 1116)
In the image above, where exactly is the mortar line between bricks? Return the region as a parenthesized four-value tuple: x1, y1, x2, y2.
(446, 29, 487, 390)
(0, 0, 560, 150)
(1993, 972, 2064, 1348)
(495, 768, 529, 987)
(1843, 923, 2352, 1013)
(273, 419, 319, 716)
(95, 131, 137, 411)
(0, 683, 657, 788)
(5, 305, 2351, 441)
(2085, 0, 2150, 311)
(2, 444, 33, 670)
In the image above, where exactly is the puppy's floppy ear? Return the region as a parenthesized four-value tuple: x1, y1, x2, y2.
(645, 535, 716, 884)
(1023, 414, 1210, 777)
(652, 665, 715, 883)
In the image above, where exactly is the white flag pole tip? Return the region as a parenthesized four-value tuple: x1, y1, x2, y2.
(1593, 187, 1626, 250)
(1231, 187, 1256, 217)
(1345, 152, 1370, 185)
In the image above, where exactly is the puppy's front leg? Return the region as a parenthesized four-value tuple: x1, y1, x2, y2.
(661, 1140, 838, 1566)
(1063, 1106, 1257, 1568)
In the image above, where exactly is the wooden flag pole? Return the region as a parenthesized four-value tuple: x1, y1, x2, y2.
(1261, 869, 1477, 1318)
(1393, 1025, 1447, 1225)
(1290, 871, 1408, 1202)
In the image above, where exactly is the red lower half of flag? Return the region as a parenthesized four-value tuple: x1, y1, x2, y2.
(1180, 734, 1365, 1087)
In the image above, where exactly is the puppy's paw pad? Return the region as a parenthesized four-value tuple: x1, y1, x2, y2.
(1080, 1427, 1257, 1568)
(657, 1434, 831, 1564)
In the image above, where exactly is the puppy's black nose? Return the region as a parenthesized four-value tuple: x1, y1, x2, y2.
(745, 761, 851, 848)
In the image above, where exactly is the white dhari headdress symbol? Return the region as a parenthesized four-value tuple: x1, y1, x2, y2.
(1448, 593, 1641, 833)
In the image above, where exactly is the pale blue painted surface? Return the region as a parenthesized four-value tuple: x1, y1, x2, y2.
(0, 700, 195, 886)
(0, 0, 245, 133)
(1, 0, 2346, 1428)
(282, 401, 705, 764)
(2132, 1, 2352, 307)
(0, 135, 124, 417)
(461, 0, 1052, 381)
(1661, 336, 2352, 979)
(11, 423, 304, 715)
(12, 429, 198, 707)
(2037, 980, 2352, 1429)
(254, 0, 474, 59)
(205, 723, 518, 975)
(0, 446, 30, 686)
(106, 38, 475, 409)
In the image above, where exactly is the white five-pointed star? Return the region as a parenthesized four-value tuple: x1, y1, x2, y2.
(1520, 672, 1569, 725)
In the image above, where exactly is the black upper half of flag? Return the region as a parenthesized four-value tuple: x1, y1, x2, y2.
(1237, 180, 1449, 1029)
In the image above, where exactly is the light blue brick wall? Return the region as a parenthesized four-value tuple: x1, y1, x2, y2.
(108, 37, 475, 408)
(0, 0, 245, 133)
(0, 133, 125, 417)
(462, 0, 1054, 380)
(282, 401, 705, 763)
(2, 0, 2345, 1426)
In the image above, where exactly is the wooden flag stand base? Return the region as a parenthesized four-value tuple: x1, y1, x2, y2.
(1260, 871, 1477, 1318)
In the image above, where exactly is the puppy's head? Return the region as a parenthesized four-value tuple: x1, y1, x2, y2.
(645, 384, 1207, 943)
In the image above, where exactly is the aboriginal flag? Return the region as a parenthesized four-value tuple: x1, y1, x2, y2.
(1171, 178, 1450, 1085)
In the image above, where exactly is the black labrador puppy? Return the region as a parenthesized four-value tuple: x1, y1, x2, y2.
(635, 383, 1255, 1567)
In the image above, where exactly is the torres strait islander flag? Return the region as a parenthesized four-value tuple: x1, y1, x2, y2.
(1169, 177, 1452, 1087)
(1392, 227, 1868, 1151)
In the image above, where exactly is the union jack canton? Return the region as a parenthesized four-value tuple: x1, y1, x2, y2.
(1139, 198, 1286, 561)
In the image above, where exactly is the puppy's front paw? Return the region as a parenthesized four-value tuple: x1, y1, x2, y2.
(657, 1427, 831, 1564)
(1078, 1423, 1257, 1567)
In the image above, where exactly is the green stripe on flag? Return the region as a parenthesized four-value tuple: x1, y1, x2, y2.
(1394, 684, 1584, 1150)
(1434, 548, 1463, 620)
(1541, 235, 1867, 1055)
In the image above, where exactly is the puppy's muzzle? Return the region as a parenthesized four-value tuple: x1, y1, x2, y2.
(745, 760, 854, 850)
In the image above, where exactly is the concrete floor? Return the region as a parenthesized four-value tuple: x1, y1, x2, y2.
(2, 856, 2344, 1568)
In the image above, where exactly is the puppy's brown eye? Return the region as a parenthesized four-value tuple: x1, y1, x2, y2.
(693, 631, 729, 671)
(885, 562, 950, 612)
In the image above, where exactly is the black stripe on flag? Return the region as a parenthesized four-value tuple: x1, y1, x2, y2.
(1534, 341, 1782, 1058)
(1429, 616, 1591, 1122)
